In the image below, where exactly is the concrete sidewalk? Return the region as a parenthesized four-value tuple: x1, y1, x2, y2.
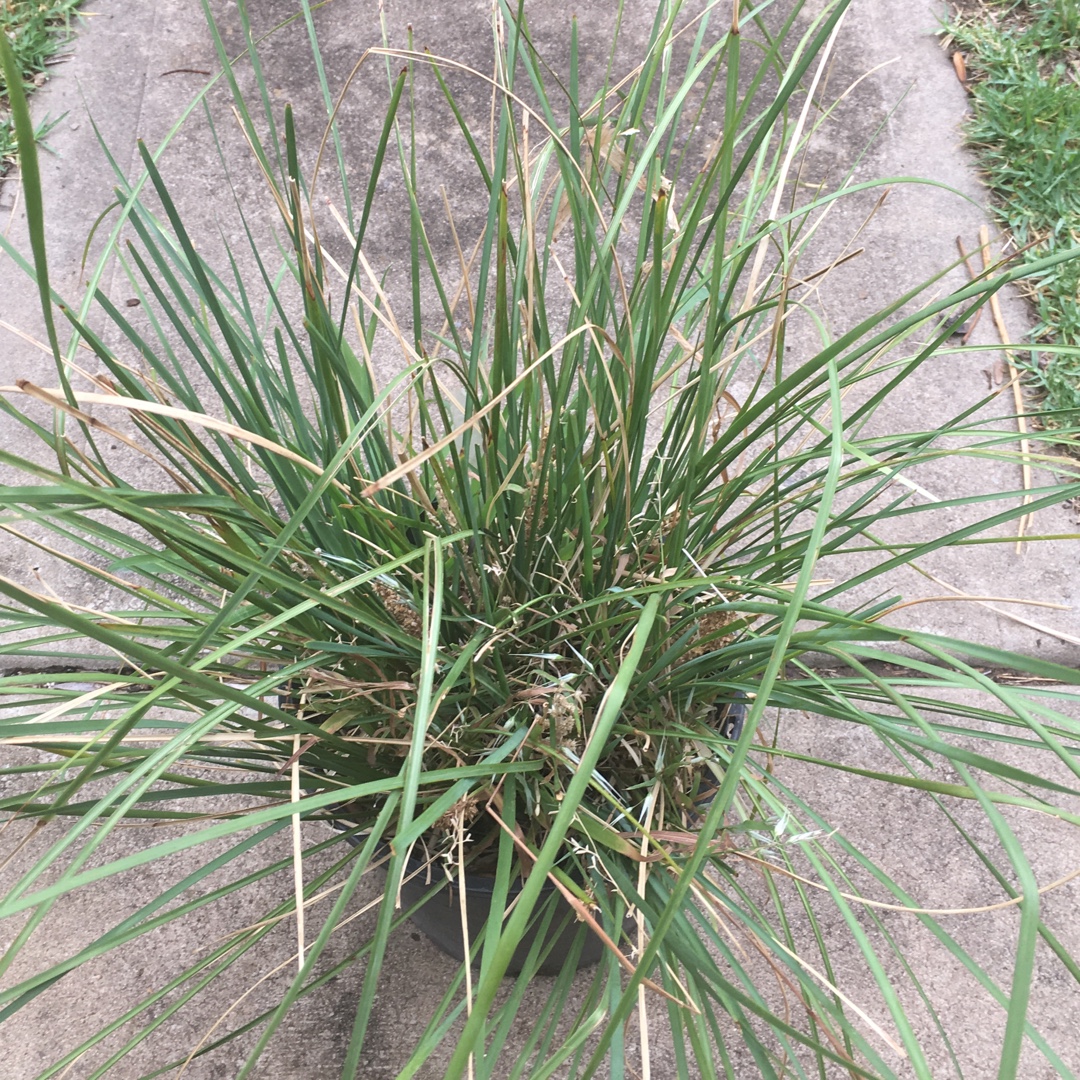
(1, 1, 1079, 1077)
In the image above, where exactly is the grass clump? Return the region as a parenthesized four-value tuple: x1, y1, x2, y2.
(945, 0, 1080, 435)
(0, 0, 82, 168)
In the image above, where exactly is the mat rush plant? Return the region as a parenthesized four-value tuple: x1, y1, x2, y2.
(1, 1, 1080, 1077)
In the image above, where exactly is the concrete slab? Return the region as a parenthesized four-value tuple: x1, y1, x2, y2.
(1, 1, 1080, 1078)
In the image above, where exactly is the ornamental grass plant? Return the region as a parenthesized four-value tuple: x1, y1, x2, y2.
(1, 0, 1080, 1077)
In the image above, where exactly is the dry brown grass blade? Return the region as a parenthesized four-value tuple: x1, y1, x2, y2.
(635, 782, 662, 1080)
(738, 8, 851, 315)
(0, 521, 160, 598)
(485, 808, 697, 1011)
(903, 559, 1080, 647)
(695, 868, 903, 1064)
(0, 372, 197, 491)
(3, 383, 351, 494)
(323, 201, 426, 375)
(734, 850, 1080, 917)
(439, 184, 478, 332)
(954, 235, 984, 343)
(232, 105, 293, 229)
(454, 810, 476, 1080)
(0, 567, 136, 625)
(872, 593, 1068, 617)
(0, 819, 47, 874)
(370, 47, 611, 231)
(290, 734, 306, 973)
(359, 324, 594, 498)
(0, 317, 88, 357)
(368, 46, 638, 321)
(766, 936, 907, 1059)
(176, 870, 397, 1077)
(978, 225, 1034, 548)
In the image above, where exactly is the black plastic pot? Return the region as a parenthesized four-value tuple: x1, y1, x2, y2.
(328, 691, 749, 976)
(713, 692, 748, 741)
(284, 691, 603, 976)
(394, 850, 605, 977)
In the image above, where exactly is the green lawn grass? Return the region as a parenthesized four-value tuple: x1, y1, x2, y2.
(0, 1, 82, 169)
(945, 0, 1080, 438)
